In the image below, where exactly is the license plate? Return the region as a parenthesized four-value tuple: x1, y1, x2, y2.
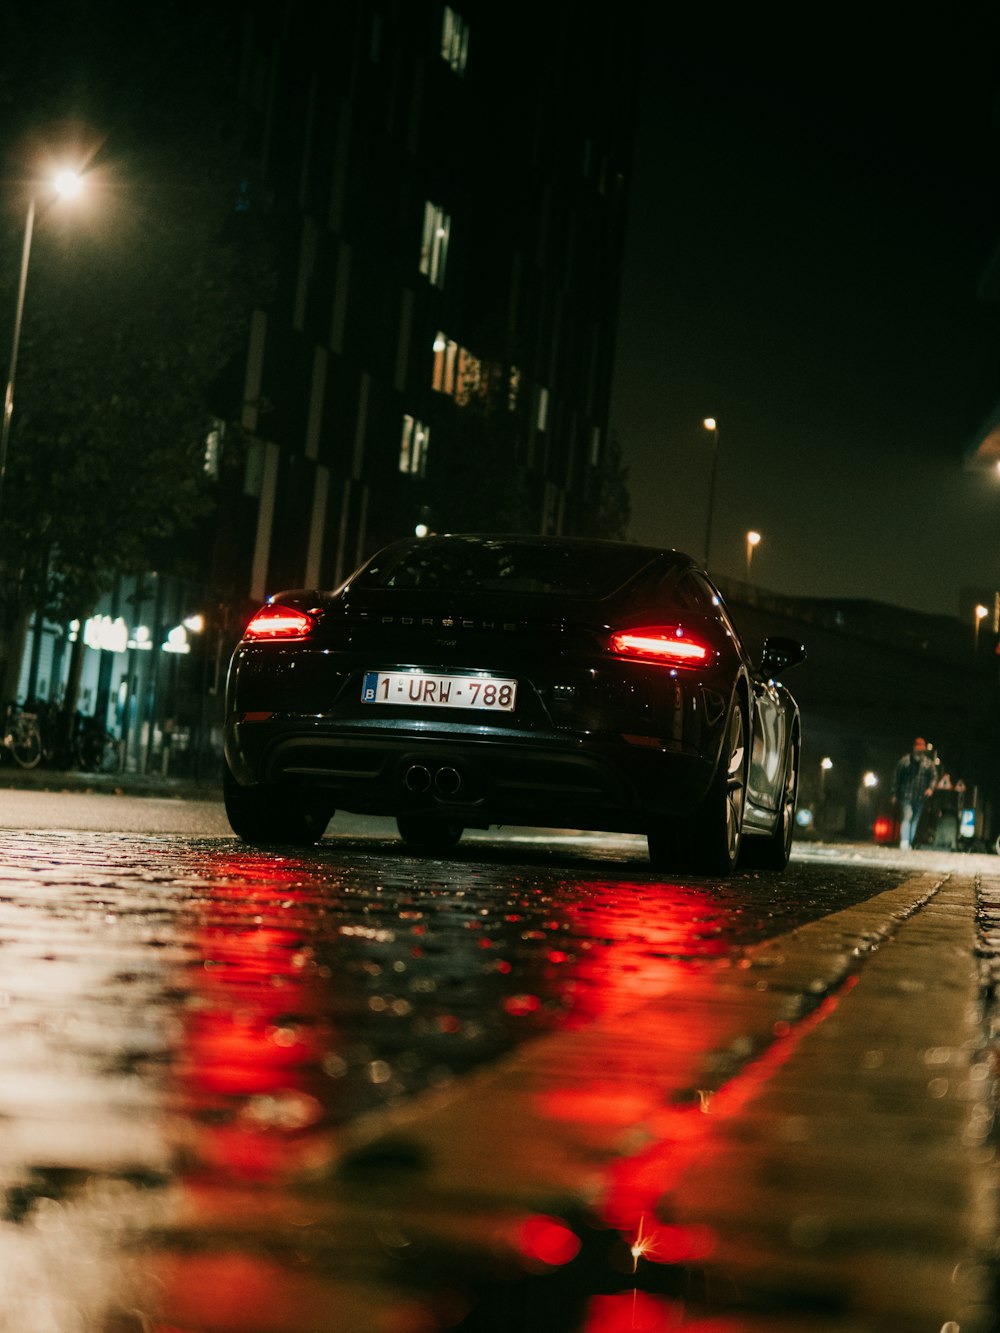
(362, 671, 517, 711)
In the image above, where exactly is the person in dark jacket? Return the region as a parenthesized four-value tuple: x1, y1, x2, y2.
(892, 737, 937, 849)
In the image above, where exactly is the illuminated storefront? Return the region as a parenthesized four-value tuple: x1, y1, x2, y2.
(16, 571, 222, 776)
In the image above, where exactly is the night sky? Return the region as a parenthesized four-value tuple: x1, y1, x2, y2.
(611, 7, 1000, 620)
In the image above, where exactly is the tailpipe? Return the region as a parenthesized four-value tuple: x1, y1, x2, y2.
(434, 766, 462, 798)
(403, 764, 432, 794)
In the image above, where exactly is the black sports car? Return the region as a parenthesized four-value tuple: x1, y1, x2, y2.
(223, 534, 805, 873)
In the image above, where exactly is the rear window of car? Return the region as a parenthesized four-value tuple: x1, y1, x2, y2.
(355, 538, 665, 598)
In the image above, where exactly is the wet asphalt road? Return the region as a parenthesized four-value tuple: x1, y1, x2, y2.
(1, 786, 998, 1331)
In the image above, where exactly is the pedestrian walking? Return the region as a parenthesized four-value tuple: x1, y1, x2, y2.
(892, 737, 937, 850)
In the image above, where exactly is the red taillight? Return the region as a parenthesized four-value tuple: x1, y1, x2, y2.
(609, 627, 711, 667)
(243, 604, 317, 641)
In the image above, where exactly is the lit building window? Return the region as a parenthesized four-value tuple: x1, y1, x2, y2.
(441, 6, 469, 75)
(399, 415, 430, 475)
(432, 332, 446, 390)
(429, 334, 494, 407)
(432, 332, 458, 394)
(204, 420, 224, 478)
(419, 201, 451, 287)
(537, 386, 549, 432)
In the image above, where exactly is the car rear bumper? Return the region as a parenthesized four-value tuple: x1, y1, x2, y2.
(224, 717, 717, 833)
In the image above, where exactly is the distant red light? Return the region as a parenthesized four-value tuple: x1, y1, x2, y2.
(518, 1214, 581, 1267)
(243, 604, 316, 641)
(873, 815, 897, 844)
(610, 627, 710, 667)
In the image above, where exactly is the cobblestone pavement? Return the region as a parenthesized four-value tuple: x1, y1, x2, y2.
(0, 800, 998, 1331)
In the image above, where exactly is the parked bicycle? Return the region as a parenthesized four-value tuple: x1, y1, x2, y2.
(2, 702, 43, 768)
(72, 713, 122, 774)
(3, 701, 120, 773)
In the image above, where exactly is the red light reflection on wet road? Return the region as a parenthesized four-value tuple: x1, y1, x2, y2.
(555, 879, 727, 1024)
(143, 852, 834, 1331)
(170, 856, 338, 1184)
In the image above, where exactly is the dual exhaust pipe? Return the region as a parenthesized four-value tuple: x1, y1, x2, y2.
(403, 763, 463, 799)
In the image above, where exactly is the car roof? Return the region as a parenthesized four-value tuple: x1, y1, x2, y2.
(376, 533, 694, 561)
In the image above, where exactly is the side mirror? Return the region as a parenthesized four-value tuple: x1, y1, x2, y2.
(760, 636, 806, 678)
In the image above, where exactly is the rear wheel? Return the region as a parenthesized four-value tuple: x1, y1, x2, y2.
(396, 814, 463, 853)
(689, 698, 747, 876)
(223, 764, 332, 846)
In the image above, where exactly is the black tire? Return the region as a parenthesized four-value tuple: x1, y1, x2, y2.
(223, 763, 332, 846)
(689, 697, 748, 876)
(11, 715, 42, 769)
(741, 733, 799, 871)
(396, 814, 463, 853)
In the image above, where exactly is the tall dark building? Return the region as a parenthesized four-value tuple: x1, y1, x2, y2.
(214, 0, 640, 607)
(5, 1, 639, 771)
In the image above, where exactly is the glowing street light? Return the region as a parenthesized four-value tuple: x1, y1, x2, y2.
(0, 168, 84, 522)
(702, 417, 719, 567)
(745, 529, 761, 579)
(53, 169, 83, 199)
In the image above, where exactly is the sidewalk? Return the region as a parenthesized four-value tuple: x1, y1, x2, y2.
(0, 759, 222, 802)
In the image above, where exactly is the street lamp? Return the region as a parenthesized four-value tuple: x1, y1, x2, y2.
(819, 756, 833, 836)
(745, 529, 761, 579)
(702, 417, 719, 567)
(0, 168, 84, 522)
(974, 603, 989, 653)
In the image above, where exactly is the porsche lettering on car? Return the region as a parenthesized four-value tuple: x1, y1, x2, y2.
(223, 534, 805, 874)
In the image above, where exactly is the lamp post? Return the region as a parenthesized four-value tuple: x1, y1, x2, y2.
(745, 529, 761, 580)
(974, 603, 989, 655)
(702, 417, 719, 567)
(819, 756, 833, 835)
(0, 169, 84, 523)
